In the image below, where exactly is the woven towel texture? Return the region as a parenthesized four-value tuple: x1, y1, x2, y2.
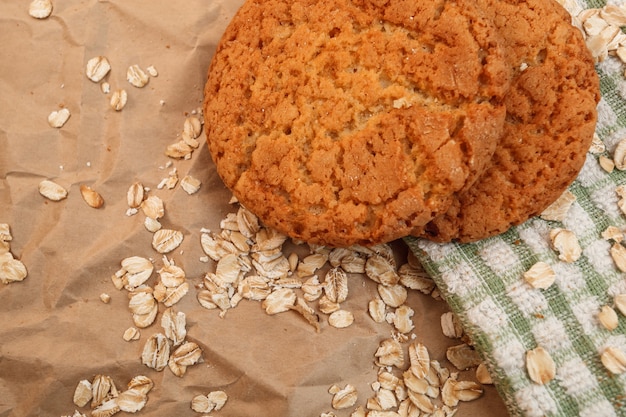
(407, 1, 626, 416)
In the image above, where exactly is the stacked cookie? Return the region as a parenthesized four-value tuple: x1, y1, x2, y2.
(203, 0, 600, 247)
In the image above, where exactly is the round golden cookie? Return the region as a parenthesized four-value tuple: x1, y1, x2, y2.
(416, 0, 601, 243)
(204, 0, 512, 247)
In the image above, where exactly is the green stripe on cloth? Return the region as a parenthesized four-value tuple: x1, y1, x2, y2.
(405, 1, 626, 415)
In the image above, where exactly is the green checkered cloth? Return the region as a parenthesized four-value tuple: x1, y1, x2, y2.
(406, 2, 626, 416)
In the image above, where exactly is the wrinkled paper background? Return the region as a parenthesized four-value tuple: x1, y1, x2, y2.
(0, 1, 508, 416)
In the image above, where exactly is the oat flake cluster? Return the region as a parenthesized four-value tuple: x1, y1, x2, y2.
(27, 3, 208, 410)
(53, 106, 207, 416)
(516, 184, 626, 381)
(66, 375, 154, 417)
(196, 199, 494, 416)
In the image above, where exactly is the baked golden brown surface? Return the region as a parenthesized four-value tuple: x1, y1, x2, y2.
(417, 0, 600, 242)
(204, 0, 599, 246)
(204, 0, 513, 247)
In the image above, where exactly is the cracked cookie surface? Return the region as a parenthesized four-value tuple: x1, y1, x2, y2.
(417, 0, 600, 243)
(204, 0, 511, 246)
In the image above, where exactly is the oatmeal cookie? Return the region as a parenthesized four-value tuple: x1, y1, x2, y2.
(417, 0, 600, 243)
(204, 0, 512, 246)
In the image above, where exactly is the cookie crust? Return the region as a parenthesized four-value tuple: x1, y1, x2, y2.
(417, 0, 600, 243)
(204, 0, 512, 246)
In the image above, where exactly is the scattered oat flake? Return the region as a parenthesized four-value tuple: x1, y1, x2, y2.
(398, 263, 435, 294)
(158, 256, 186, 287)
(526, 346, 556, 385)
(392, 305, 414, 334)
(366, 254, 400, 286)
(407, 390, 435, 413)
(598, 305, 619, 331)
(127, 182, 144, 208)
(91, 374, 117, 409)
(588, 133, 606, 154)
(157, 172, 179, 190)
(72, 379, 92, 407)
(160, 281, 189, 307)
(183, 116, 203, 139)
(613, 139, 626, 170)
(152, 229, 183, 253)
(117, 388, 148, 413)
(451, 380, 484, 403)
(375, 338, 404, 368)
(85, 56, 111, 83)
(601, 346, 626, 374)
(29, 0, 52, 19)
(602, 226, 623, 243)
(129, 291, 158, 328)
(118, 256, 154, 289)
(146, 65, 158, 77)
(440, 311, 464, 339)
(127, 375, 154, 396)
(92, 397, 119, 417)
(615, 294, 626, 316)
(378, 283, 407, 308)
(123, 327, 141, 341)
(540, 190, 576, 221)
(110, 89, 128, 111)
(129, 291, 156, 316)
(331, 384, 358, 410)
(368, 298, 386, 323)
(611, 242, 626, 272)
(328, 309, 354, 329)
(192, 391, 228, 413)
(524, 261, 556, 289)
(48, 108, 71, 128)
(0, 254, 28, 284)
(161, 307, 186, 346)
(476, 363, 493, 385)
(165, 140, 193, 159)
(141, 195, 165, 220)
(0, 224, 11, 242)
(289, 298, 320, 332)
(297, 252, 328, 277)
(262, 287, 296, 315)
(447, 343, 482, 371)
(168, 341, 203, 377)
(408, 341, 430, 378)
(38, 179, 68, 201)
(127, 64, 149, 87)
(79, 184, 104, 208)
(133, 304, 158, 329)
(323, 266, 348, 303)
(181, 175, 201, 194)
(599, 155, 615, 173)
(141, 333, 170, 371)
(549, 228, 582, 263)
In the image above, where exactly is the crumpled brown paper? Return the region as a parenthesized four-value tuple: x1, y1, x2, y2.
(0, 1, 508, 416)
